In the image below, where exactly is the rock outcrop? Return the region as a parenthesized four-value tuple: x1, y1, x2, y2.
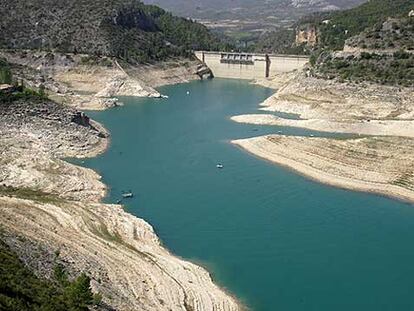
(295, 24, 318, 47)
(94, 75, 161, 98)
(1, 50, 202, 110)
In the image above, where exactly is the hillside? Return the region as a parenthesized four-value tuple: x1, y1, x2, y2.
(143, 0, 365, 46)
(0, 0, 225, 63)
(313, 17, 414, 86)
(0, 237, 99, 311)
(144, 0, 365, 17)
(305, 0, 414, 50)
(305, 0, 414, 86)
(254, 0, 414, 54)
(252, 0, 414, 86)
(315, 49, 414, 86)
(253, 28, 309, 54)
(346, 17, 414, 50)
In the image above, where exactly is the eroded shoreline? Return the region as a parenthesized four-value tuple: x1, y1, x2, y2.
(231, 72, 414, 204)
(232, 136, 414, 204)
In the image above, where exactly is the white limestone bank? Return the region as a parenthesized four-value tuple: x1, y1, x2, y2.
(1, 50, 203, 110)
(231, 114, 414, 138)
(232, 135, 414, 204)
(1, 197, 239, 311)
(231, 72, 414, 203)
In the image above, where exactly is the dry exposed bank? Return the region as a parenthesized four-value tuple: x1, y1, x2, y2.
(233, 135, 414, 203)
(231, 114, 414, 138)
(1, 50, 204, 110)
(233, 71, 414, 203)
(0, 79, 239, 310)
(0, 196, 239, 311)
(255, 72, 414, 121)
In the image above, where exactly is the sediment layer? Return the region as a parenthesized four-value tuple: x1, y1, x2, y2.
(0, 196, 239, 311)
(233, 135, 414, 203)
(1, 50, 202, 110)
(234, 72, 414, 203)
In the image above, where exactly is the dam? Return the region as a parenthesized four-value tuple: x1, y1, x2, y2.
(195, 51, 309, 79)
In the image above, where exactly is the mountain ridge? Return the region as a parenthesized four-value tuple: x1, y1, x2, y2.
(0, 0, 224, 63)
(143, 0, 366, 16)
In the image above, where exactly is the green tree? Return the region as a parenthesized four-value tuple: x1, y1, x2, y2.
(0, 240, 99, 311)
(0, 59, 12, 84)
(64, 273, 94, 311)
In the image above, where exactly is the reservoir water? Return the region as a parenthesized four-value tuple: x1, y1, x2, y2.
(82, 79, 414, 311)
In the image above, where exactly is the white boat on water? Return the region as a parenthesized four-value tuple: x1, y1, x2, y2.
(122, 191, 134, 198)
(216, 164, 224, 169)
(161, 94, 169, 99)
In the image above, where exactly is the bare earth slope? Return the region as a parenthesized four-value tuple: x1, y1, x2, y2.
(233, 135, 414, 202)
(1, 50, 202, 110)
(232, 72, 414, 203)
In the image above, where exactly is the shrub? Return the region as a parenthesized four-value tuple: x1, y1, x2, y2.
(0, 240, 100, 311)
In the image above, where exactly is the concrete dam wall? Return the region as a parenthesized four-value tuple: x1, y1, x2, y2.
(195, 51, 309, 80)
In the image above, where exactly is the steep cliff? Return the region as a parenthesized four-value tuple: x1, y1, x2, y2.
(295, 24, 318, 47)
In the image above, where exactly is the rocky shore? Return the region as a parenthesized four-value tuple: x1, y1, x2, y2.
(232, 71, 414, 203)
(233, 135, 414, 203)
(0, 62, 239, 310)
(1, 50, 204, 110)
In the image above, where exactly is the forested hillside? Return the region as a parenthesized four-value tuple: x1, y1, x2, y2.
(309, 0, 414, 86)
(254, 0, 414, 54)
(251, 0, 414, 86)
(305, 0, 414, 50)
(0, 239, 99, 311)
(0, 0, 227, 63)
(346, 17, 414, 50)
(253, 29, 308, 55)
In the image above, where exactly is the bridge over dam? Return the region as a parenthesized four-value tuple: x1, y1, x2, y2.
(195, 51, 309, 80)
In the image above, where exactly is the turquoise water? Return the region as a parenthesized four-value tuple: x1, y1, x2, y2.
(82, 79, 414, 311)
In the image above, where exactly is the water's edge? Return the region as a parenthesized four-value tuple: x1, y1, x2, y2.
(80, 79, 414, 311)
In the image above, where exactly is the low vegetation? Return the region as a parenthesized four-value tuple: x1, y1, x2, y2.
(298, 0, 414, 86)
(0, 239, 100, 311)
(0, 84, 48, 103)
(302, 0, 414, 50)
(315, 50, 414, 86)
(253, 28, 310, 55)
(0, 58, 12, 84)
(0, 186, 62, 204)
(346, 17, 414, 50)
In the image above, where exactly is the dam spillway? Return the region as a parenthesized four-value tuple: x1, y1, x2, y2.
(195, 51, 309, 80)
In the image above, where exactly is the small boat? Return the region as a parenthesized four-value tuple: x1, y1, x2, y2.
(310, 134, 315, 137)
(161, 94, 169, 99)
(186, 91, 190, 95)
(216, 164, 224, 169)
(122, 191, 134, 198)
(116, 199, 122, 204)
